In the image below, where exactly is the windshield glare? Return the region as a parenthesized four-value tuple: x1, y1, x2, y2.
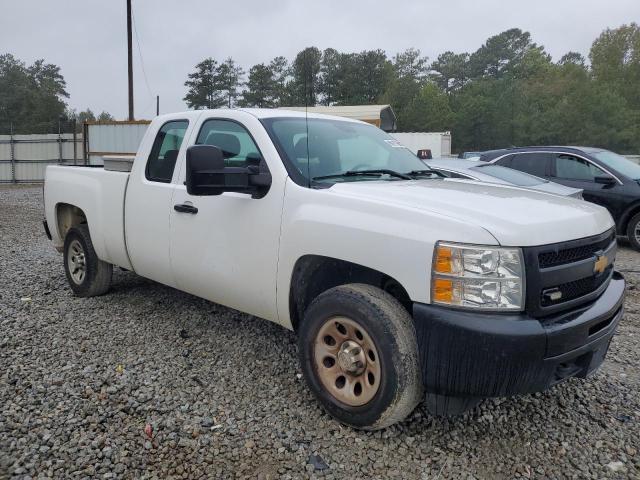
(263, 117, 427, 183)
(592, 150, 640, 180)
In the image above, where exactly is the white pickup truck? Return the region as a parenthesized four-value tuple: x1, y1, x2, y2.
(44, 109, 625, 430)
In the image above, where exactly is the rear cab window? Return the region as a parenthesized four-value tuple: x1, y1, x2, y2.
(146, 120, 189, 183)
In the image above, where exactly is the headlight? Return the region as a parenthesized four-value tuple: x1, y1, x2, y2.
(431, 242, 525, 310)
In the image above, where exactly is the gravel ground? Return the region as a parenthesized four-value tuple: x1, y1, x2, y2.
(1, 184, 639, 480)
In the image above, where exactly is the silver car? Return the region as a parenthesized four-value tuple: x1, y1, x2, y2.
(426, 158, 583, 199)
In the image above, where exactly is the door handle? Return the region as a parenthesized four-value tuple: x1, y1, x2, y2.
(174, 203, 198, 214)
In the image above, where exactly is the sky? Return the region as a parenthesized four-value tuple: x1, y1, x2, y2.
(2, 0, 638, 119)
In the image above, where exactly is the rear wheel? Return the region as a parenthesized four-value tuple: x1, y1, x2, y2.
(627, 213, 640, 251)
(298, 284, 423, 430)
(63, 224, 112, 297)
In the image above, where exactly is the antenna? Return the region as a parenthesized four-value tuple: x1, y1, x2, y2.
(126, 0, 134, 120)
(304, 49, 311, 187)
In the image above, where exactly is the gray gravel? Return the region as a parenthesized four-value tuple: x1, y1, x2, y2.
(1, 184, 639, 479)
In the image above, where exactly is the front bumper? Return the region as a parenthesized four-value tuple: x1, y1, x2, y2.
(413, 272, 625, 398)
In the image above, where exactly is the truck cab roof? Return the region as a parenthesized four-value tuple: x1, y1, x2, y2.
(155, 108, 365, 124)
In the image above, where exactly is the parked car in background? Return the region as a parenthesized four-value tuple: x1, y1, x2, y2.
(425, 158, 583, 199)
(479, 147, 640, 250)
(458, 151, 483, 159)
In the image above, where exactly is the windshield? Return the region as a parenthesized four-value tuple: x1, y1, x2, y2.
(591, 150, 640, 180)
(471, 164, 545, 186)
(262, 117, 427, 183)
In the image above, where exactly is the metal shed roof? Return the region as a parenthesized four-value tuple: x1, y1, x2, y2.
(282, 105, 397, 131)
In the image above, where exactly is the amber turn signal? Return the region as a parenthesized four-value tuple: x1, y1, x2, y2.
(433, 278, 453, 302)
(434, 246, 453, 273)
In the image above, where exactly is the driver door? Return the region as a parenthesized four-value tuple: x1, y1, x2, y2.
(169, 115, 284, 322)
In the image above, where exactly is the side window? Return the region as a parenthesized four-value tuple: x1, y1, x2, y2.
(196, 119, 263, 168)
(510, 153, 549, 177)
(146, 120, 189, 183)
(554, 154, 605, 182)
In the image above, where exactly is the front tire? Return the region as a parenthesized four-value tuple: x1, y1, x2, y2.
(298, 284, 423, 430)
(63, 224, 112, 297)
(626, 213, 640, 251)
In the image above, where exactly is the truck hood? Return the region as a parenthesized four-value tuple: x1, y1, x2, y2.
(330, 179, 614, 246)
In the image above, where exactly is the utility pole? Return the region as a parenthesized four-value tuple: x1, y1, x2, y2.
(127, 0, 134, 120)
(156, 95, 159, 116)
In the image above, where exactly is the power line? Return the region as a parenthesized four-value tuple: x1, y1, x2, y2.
(131, 7, 154, 109)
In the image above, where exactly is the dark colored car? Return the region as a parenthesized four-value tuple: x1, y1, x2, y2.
(479, 147, 640, 250)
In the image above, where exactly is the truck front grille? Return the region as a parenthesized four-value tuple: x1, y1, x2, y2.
(540, 269, 613, 307)
(523, 228, 616, 317)
(538, 230, 616, 268)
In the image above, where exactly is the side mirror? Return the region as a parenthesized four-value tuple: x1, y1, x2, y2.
(594, 174, 616, 185)
(185, 145, 271, 197)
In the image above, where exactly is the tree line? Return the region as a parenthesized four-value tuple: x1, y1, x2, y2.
(0, 54, 113, 134)
(1, 23, 638, 152)
(184, 24, 640, 153)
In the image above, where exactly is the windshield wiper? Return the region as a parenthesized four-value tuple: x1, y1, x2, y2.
(404, 169, 445, 179)
(313, 169, 412, 181)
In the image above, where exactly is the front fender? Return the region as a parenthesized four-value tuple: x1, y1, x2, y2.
(275, 179, 497, 328)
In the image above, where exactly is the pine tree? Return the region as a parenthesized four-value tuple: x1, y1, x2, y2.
(183, 58, 225, 109)
(217, 58, 245, 108)
(241, 64, 277, 108)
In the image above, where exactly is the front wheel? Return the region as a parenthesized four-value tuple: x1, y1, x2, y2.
(63, 224, 112, 297)
(298, 284, 423, 430)
(626, 213, 640, 251)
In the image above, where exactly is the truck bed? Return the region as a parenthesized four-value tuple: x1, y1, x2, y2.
(44, 165, 133, 270)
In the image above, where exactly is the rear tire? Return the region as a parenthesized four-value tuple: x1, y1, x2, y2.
(298, 284, 423, 430)
(626, 213, 640, 251)
(63, 224, 112, 297)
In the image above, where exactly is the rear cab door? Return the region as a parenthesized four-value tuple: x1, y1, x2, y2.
(125, 113, 200, 287)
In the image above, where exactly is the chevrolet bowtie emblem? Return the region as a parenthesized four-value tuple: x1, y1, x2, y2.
(593, 254, 608, 274)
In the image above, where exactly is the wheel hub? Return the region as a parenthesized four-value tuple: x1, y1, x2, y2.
(313, 317, 381, 407)
(67, 239, 86, 284)
(337, 340, 366, 375)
